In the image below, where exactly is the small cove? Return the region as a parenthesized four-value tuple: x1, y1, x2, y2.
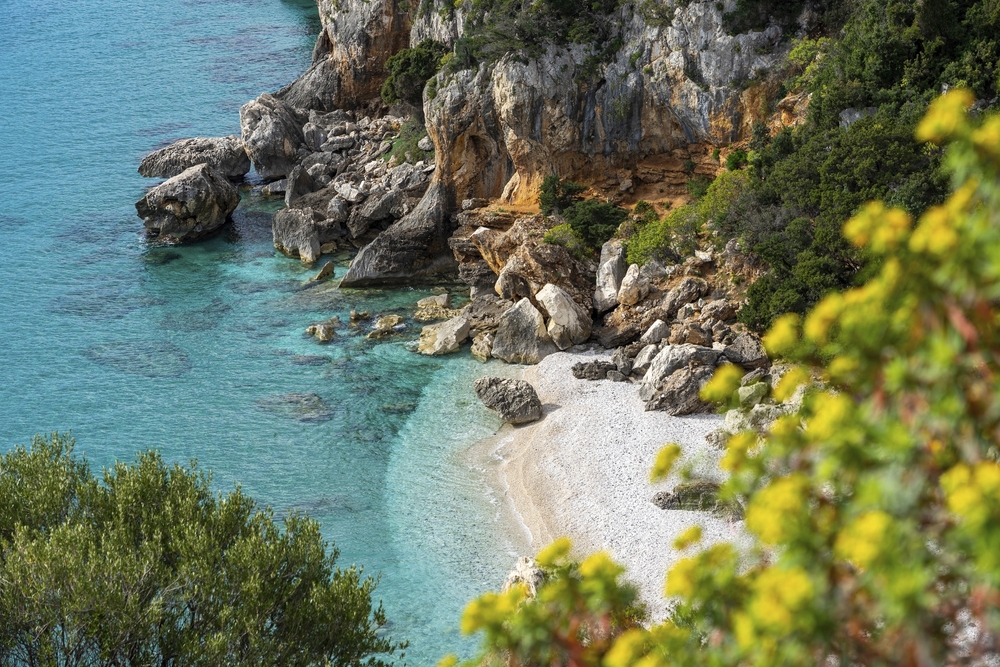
(0, 0, 514, 662)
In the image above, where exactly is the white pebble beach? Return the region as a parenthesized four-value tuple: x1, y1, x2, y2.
(474, 350, 747, 620)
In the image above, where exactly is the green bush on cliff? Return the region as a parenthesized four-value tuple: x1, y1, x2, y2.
(0, 434, 402, 667)
(381, 39, 448, 106)
(453, 0, 624, 68)
(563, 199, 627, 249)
(538, 175, 586, 215)
(706, 0, 1000, 330)
(543, 223, 588, 258)
(386, 117, 434, 165)
(449, 90, 1000, 667)
(627, 169, 748, 265)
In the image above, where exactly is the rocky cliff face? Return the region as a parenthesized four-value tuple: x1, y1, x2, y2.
(277, 0, 415, 112)
(260, 0, 788, 286)
(425, 1, 783, 206)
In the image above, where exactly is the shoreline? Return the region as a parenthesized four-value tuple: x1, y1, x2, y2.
(469, 349, 747, 620)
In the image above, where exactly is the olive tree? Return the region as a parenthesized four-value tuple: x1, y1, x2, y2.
(0, 433, 402, 667)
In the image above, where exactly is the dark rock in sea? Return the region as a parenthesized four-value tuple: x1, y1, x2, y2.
(273, 207, 322, 264)
(83, 341, 192, 378)
(135, 163, 240, 243)
(255, 392, 334, 422)
(473, 376, 542, 424)
(142, 250, 183, 266)
(138, 136, 250, 180)
(380, 401, 417, 415)
(290, 354, 331, 366)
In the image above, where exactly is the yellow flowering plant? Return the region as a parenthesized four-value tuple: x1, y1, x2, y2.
(453, 91, 1000, 666)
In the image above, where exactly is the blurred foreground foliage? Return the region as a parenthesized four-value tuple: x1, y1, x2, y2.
(0, 434, 401, 667)
(450, 92, 1000, 666)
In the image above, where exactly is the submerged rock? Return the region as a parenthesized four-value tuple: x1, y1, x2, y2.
(473, 376, 542, 424)
(255, 392, 334, 423)
(135, 164, 239, 243)
(138, 136, 250, 180)
(83, 341, 192, 378)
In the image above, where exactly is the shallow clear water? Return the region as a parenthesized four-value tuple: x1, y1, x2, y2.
(0, 1, 514, 663)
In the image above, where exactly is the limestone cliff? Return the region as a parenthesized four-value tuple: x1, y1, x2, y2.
(425, 1, 783, 206)
(277, 0, 415, 111)
(273, 0, 789, 285)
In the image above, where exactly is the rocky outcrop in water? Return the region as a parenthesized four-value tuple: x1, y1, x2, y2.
(239, 94, 308, 180)
(138, 136, 250, 180)
(135, 164, 239, 243)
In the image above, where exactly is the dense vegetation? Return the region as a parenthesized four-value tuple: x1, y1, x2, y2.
(452, 90, 1000, 667)
(381, 39, 448, 106)
(644, 0, 1000, 330)
(450, 0, 624, 71)
(0, 434, 401, 667)
(539, 175, 626, 255)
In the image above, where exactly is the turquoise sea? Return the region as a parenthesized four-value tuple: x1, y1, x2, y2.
(0, 0, 515, 663)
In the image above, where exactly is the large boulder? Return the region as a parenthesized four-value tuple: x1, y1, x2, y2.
(239, 93, 307, 180)
(340, 182, 457, 286)
(639, 344, 722, 401)
(346, 189, 403, 238)
(490, 298, 558, 365)
(535, 283, 592, 350)
(618, 264, 650, 306)
(417, 316, 470, 355)
(724, 332, 770, 370)
(273, 207, 322, 265)
(138, 136, 250, 180)
(135, 164, 239, 243)
(501, 557, 546, 597)
(473, 377, 543, 424)
(644, 365, 716, 414)
(594, 240, 627, 313)
(662, 277, 708, 317)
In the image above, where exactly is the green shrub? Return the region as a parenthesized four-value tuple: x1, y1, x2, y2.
(725, 148, 748, 171)
(563, 199, 627, 249)
(380, 40, 448, 106)
(0, 434, 402, 666)
(385, 117, 433, 165)
(542, 223, 588, 258)
(538, 175, 586, 215)
(686, 175, 713, 199)
(628, 170, 749, 265)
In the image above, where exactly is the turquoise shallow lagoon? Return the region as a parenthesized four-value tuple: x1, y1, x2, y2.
(0, 0, 514, 662)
